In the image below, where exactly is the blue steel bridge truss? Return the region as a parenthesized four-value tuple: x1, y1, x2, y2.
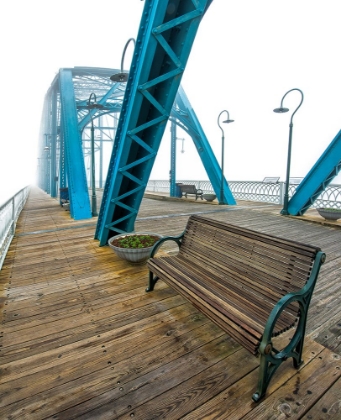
(37, 0, 341, 245)
(38, 62, 233, 223)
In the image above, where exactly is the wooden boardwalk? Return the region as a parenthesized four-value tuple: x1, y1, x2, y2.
(0, 186, 340, 419)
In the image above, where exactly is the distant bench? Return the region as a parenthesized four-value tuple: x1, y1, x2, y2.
(262, 177, 280, 183)
(146, 215, 325, 401)
(179, 184, 203, 200)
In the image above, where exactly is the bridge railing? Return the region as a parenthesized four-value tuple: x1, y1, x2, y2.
(146, 180, 341, 209)
(0, 186, 30, 270)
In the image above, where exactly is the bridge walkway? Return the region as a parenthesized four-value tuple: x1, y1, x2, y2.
(0, 187, 340, 418)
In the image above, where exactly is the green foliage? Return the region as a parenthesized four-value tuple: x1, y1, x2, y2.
(112, 234, 160, 249)
(321, 208, 341, 212)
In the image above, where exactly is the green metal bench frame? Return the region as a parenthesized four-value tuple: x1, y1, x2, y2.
(146, 215, 326, 402)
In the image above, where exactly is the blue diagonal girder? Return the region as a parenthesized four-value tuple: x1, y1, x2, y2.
(288, 130, 341, 215)
(174, 86, 236, 205)
(95, 0, 214, 246)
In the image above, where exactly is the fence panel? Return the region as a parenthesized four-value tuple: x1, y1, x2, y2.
(0, 186, 29, 270)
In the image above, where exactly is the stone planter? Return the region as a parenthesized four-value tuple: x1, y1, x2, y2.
(108, 232, 162, 263)
(203, 194, 217, 202)
(316, 208, 341, 221)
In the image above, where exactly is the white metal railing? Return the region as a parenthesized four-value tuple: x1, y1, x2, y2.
(0, 186, 30, 270)
(146, 180, 341, 209)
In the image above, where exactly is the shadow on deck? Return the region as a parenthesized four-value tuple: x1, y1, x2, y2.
(0, 186, 340, 419)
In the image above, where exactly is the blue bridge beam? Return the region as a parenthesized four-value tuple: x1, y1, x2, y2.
(95, 0, 214, 245)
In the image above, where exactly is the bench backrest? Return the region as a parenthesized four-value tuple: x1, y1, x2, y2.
(180, 215, 321, 312)
(180, 184, 197, 193)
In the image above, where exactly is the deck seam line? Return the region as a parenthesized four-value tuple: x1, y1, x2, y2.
(15, 207, 245, 237)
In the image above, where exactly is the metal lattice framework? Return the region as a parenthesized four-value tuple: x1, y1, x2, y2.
(37, 67, 129, 219)
(37, 58, 234, 224)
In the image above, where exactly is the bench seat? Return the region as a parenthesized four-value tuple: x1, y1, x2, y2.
(148, 255, 299, 355)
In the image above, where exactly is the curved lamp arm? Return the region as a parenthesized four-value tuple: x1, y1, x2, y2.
(274, 88, 304, 124)
(86, 92, 104, 111)
(120, 38, 136, 73)
(217, 110, 233, 137)
(110, 38, 136, 83)
(88, 92, 97, 106)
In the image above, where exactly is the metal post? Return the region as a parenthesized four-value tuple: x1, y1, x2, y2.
(90, 118, 98, 217)
(273, 88, 304, 215)
(170, 121, 176, 197)
(11, 196, 15, 236)
(217, 110, 234, 205)
(220, 130, 225, 205)
(282, 123, 293, 215)
(86, 92, 104, 217)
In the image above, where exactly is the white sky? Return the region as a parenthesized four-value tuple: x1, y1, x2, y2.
(1, 0, 340, 202)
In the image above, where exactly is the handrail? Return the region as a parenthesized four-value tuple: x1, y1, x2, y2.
(146, 180, 341, 209)
(0, 186, 30, 270)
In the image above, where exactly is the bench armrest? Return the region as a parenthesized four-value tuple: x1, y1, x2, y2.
(260, 250, 326, 351)
(253, 250, 326, 402)
(150, 231, 185, 258)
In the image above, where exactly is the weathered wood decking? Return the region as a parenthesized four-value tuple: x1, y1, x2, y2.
(0, 186, 340, 419)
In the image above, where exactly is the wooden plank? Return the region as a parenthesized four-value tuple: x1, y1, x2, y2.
(242, 347, 341, 420)
(302, 376, 341, 419)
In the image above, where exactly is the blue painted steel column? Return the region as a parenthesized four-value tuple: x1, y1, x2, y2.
(59, 126, 66, 192)
(50, 87, 58, 197)
(59, 69, 91, 220)
(95, 0, 214, 245)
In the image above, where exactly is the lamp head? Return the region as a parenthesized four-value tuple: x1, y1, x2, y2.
(87, 92, 104, 109)
(222, 118, 235, 124)
(273, 107, 289, 113)
(87, 103, 104, 110)
(110, 72, 129, 83)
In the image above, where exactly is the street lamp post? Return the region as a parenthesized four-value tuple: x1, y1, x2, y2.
(87, 93, 104, 217)
(217, 110, 234, 205)
(273, 88, 304, 215)
(110, 38, 136, 83)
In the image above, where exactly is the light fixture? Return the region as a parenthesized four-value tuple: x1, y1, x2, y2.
(273, 88, 304, 215)
(110, 38, 136, 83)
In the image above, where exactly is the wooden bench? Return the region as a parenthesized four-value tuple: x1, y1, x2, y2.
(146, 215, 326, 402)
(179, 184, 203, 200)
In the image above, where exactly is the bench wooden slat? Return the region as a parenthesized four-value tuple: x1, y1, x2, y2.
(181, 219, 316, 292)
(176, 257, 298, 333)
(149, 256, 297, 343)
(148, 259, 262, 354)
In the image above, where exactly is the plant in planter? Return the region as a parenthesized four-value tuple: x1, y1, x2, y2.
(108, 232, 162, 263)
(316, 208, 341, 221)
